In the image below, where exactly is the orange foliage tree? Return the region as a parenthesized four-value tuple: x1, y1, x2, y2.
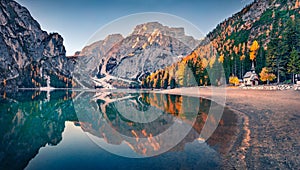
(249, 40, 259, 61)
(259, 67, 276, 85)
(229, 75, 239, 86)
(218, 54, 224, 63)
(3, 79, 6, 87)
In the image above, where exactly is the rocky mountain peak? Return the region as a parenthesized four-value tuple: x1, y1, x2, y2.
(132, 22, 165, 35)
(0, 0, 43, 32)
(132, 22, 185, 37)
(71, 21, 202, 88)
(42, 33, 66, 58)
(241, 0, 269, 22)
(0, 0, 73, 90)
(132, 22, 200, 49)
(103, 33, 124, 44)
(80, 33, 124, 57)
(73, 33, 125, 88)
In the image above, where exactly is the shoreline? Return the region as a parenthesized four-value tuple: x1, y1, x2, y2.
(2, 86, 299, 168)
(159, 87, 300, 169)
(158, 87, 250, 168)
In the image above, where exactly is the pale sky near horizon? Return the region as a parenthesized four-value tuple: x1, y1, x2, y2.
(16, 0, 253, 56)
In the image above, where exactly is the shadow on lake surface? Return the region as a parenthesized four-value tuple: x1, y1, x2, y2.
(0, 90, 237, 170)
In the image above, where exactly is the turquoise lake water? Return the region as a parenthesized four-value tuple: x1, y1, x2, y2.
(0, 90, 236, 170)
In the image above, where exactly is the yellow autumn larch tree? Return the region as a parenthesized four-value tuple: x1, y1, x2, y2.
(249, 40, 259, 61)
(209, 56, 216, 68)
(240, 54, 246, 61)
(176, 62, 186, 87)
(229, 75, 239, 86)
(3, 79, 6, 87)
(259, 67, 276, 85)
(218, 54, 224, 63)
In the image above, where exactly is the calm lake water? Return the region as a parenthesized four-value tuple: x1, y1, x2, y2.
(0, 90, 237, 170)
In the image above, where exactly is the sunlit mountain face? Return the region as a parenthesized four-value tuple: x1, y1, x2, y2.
(0, 90, 237, 169)
(0, 1, 75, 90)
(75, 92, 204, 157)
(73, 21, 200, 89)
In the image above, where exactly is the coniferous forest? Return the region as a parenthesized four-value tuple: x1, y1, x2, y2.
(142, 1, 300, 89)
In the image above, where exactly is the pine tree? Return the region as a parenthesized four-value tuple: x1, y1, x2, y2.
(142, 77, 149, 88)
(266, 37, 282, 83)
(154, 72, 162, 89)
(150, 79, 154, 88)
(285, 18, 298, 52)
(208, 57, 225, 86)
(194, 57, 204, 86)
(170, 78, 176, 89)
(287, 48, 300, 84)
(279, 17, 300, 82)
(256, 46, 266, 75)
(266, 12, 285, 83)
(186, 60, 198, 87)
(162, 71, 169, 89)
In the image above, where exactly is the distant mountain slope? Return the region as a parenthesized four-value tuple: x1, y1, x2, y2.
(71, 34, 124, 88)
(103, 30, 191, 79)
(0, 0, 75, 90)
(143, 0, 300, 88)
(76, 22, 200, 88)
(131, 22, 200, 49)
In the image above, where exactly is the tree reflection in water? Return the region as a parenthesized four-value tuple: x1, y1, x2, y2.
(0, 90, 77, 170)
(0, 90, 237, 169)
(74, 91, 228, 157)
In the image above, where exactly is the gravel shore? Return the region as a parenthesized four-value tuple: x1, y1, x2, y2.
(160, 87, 300, 169)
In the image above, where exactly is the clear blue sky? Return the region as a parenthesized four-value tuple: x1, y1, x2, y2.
(16, 0, 253, 56)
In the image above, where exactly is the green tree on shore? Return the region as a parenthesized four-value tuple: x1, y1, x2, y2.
(287, 48, 300, 84)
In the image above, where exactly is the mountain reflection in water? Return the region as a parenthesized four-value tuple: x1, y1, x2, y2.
(0, 90, 237, 170)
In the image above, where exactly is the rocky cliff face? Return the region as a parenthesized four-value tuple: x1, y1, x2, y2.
(80, 34, 124, 58)
(106, 22, 198, 80)
(77, 22, 199, 88)
(104, 32, 192, 79)
(132, 22, 200, 49)
(0, 0, 200, 89)
(72, 34, 124, 88)
(0, 0, 74, 90)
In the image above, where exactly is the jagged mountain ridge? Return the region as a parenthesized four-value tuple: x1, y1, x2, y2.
(0, 0, 74, 90)
(80, 34, 124, 58)
(75, 22, 200, 88)
(103, 32, 192, 79)
(0, 0, 200, 90)
(71, 34, 124, 88)
(132, 22, 200, 49)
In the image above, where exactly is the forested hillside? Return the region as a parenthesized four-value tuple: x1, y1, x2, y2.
(142, 0, 300, 88)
